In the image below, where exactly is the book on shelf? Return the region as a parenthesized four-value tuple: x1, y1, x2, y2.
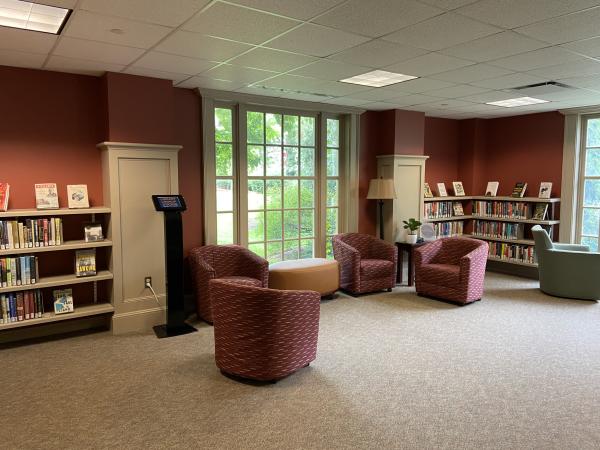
(0, 217, 63, 250)
(0, 256, 38, 287)
(538, 182, 552, 199)
(533, 204, 548, 221)
(53, 288, 74, 315)
(473, 200, 531, 219)
(487, 242, 535, 265)
(75, 249, 96, 277)
(424, 201, 453, 219)
(485, 181, 499, 197)
(83, 223, 104, 242)
(35, 183, 59, 210)
(453, 202, 464, 216)
(452, 181, 465, 196)
(511, 182, 527, 198)
(0, 289, 43, 323)
(437, 183, 448, 197)
(0, 183, 9, 212)
(432, 221, 463, 238)
(67, 184, 90, 209)
(473, 220, 525, 240)
(424, 183, 434, 198)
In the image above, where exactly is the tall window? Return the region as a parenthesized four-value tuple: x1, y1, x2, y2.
(207, 103, 348, 261)
(578, 116, 600, 251)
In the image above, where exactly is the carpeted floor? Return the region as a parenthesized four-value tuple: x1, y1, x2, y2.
(2, 272, 599, 450)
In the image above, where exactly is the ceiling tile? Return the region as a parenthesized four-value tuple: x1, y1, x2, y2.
(516, 6, 600, 45)
(383, 13, 501, 51)
(557, 74, 600, 89)
(226, 0, 345, 20)
(429, 63, 514, 83)
(123, 67, 190, 84)
(527, 59, 600, 80)
(79, 0, 209, 27)
(0, 49, 46, 69)
(452, 103, 507, 113)
(471, 73, 549, 89)
(132, 51, 217, 75)
(385, 77, 455, 94)
(309, 80, 373, 96)
(455, 0, 600, 29)
(183, 2, 299, 45)
(289, 60, 371, 81)
(487, 47, 584, 72)
(229, 48, 317, 72)
(53, 37, 145, 65)
(418, 0, 478, 10)
(204, 64, 278, 84)
(235, 85, 286, 98)
(350, 88, 412, 101)
(43, 0, 78, 7)
(265, 23, 370, 57)
(64, 10, 172, 49)
(0, 26, 57, 54)
(44, 55, 125, 76)
(417, 98, 475, 109)
(329, 39, 428, 68)
(155, 31, 252, 60)
(359, 101, 404, 111)
(441, 31, 548, 62)
(561, 36, 600, 57)
(259, 74, 328, 91)
(387, 93, 445, 105)
(459, 90, 525, 103)
(314, 0, 443, 38)
(426, 84, 490, 98)
(531, 87, 600, 102)
(384, 52, 474, 76)
(176, 76, 246, 90)
(322, 97, 370, 106)
(275, 91, 334, 102)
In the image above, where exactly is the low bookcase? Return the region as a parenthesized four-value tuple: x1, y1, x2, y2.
(0, 207, 113, 342)
(423, 195, 560, 276)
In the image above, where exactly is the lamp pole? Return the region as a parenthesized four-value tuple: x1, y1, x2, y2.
(379, 198, 385, 240)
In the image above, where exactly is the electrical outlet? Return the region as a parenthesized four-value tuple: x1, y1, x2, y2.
(144, 276, 152, 288)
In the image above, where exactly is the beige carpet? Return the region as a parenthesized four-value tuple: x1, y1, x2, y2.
(2, 272, 600, 450)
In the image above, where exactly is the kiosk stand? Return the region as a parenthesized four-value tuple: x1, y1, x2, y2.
(151, 194, 197, 338)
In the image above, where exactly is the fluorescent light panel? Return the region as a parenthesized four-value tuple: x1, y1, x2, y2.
(0, 0, 70, 34)
(486, 96, 550, 108)
(340, 70, 418, 87)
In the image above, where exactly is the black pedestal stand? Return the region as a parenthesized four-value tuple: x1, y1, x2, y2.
(378, 199, 385, 240)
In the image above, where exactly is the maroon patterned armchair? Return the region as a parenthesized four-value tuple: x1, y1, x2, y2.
(414, 237, 488, 305)
(189, 245, 269, 323)
(332, 233, 398, 295)
(209, 279, 320, 382)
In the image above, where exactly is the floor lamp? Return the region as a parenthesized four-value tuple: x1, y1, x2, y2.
(367, 177, 397, 240)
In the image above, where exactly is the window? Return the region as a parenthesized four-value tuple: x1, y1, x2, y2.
(204, 100, 355, 262)
(578, 116, 600, 251)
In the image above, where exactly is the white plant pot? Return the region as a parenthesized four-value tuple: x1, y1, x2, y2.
(406, 234, 418, 244)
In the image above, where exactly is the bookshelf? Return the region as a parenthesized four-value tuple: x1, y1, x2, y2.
(0, 207, 113, 339)
(422, 194, 560, 269)
(423, 195, 472, 238)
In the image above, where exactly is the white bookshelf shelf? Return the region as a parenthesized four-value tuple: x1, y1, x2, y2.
(471, 196, 560, 203)
(487, 257, 538, 268)
(472, 215, 560, 225)
(0, 240, 112, 256)
(0, 303, 114, 331)
(424, 196, 472, 202)
(467, 234, 535, 246)
(0, 207, 111, 218)
(0, 270, 113, 294)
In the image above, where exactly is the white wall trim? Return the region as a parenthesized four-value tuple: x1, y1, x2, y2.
(559, 114, 581, 243)
(97, 142, 182, 152)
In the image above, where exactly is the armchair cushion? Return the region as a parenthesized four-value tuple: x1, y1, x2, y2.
(360, 259, 395, 279)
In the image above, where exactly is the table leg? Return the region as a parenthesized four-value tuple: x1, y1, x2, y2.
(408, 247, 414, 287)
(397, 247, 403, 284)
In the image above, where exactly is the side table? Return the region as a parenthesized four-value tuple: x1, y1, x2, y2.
(395, 241, 426, 286)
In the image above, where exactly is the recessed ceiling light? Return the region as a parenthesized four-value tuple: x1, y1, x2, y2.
(340, 70, 418, 88)
(0, 0, 71, 34)
(110, 28, 125, 34)
(486, 97, 550, 108)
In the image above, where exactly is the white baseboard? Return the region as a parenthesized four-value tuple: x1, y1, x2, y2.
(111, 307, 166, 335)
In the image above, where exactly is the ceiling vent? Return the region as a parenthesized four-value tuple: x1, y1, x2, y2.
(247, 85, 331, 98)
(510, 81, 576, 96)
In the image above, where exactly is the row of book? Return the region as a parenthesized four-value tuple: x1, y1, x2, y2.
(0, 217, 63, 250)
(472, 220, 524, 240)
(0, 256, 39, 287)
(424, 201, 464, 219)
(488, 242, 535, 264)
(432, 221, 464, 238)
(472, 201, 531, 219)
(0, 290, 44, 323)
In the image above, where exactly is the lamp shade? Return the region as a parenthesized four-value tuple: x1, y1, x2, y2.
(366, 178, 396, 200)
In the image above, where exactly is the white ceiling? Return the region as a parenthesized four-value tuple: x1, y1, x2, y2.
(3, 0, 600, 118)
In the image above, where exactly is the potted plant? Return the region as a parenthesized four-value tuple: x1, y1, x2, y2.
(403, 218, 422, 244)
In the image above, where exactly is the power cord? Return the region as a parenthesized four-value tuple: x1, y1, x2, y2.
(145, 279, 161, 306)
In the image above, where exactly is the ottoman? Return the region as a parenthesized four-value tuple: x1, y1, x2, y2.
(269, 258, 340, 297)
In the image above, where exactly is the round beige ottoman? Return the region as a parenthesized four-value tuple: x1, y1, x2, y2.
(269, 258, 340, 297)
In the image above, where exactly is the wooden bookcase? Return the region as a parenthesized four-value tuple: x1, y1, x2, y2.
(0, 207, 113, 337)
(423, 196, 472, 238)
(423, 195, 560, 270)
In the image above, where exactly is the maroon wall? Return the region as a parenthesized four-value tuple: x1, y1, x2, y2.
(424, 117, 459, 189)
(395, 110, 425, 156)
(0, 67, 104, 208)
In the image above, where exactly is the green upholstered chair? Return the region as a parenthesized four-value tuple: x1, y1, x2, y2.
(532, 225, 600, 300)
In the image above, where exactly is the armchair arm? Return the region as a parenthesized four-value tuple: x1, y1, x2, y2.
(553, 243, 590, 252)
(368, 238, 397, 262)
(189, 250, 217, 305)
(459, 243, 489, 284)
(414, 240, 443, 268)
(236, 247, 270, 287)
(333, 238, 361, 289)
